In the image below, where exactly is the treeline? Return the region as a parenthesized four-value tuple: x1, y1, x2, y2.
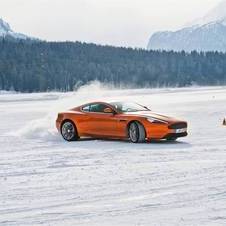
(0, 39, 226, 92)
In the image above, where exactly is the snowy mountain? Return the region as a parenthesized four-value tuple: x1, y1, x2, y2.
(190, 0, 226, 26)
(0, 18, 34, 40)
(147, 0, 226, 52)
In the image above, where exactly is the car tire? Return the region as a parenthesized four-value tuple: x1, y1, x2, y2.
(129, 122, 146, 143)
(61, 120, 79, 142)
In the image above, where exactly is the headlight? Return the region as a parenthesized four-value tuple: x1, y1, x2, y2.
(146, 117, 168, 124)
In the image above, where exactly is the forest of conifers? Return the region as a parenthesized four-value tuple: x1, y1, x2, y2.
(0, 39, 226, 92)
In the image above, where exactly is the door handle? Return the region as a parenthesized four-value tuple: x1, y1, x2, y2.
(118, 119, 127, 122)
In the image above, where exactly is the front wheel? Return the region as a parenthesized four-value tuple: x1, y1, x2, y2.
(128, 122, 146, 143)
(61, 121, 79, 141)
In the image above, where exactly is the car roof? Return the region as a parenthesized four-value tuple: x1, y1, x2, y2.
(81, 101, 110, 106)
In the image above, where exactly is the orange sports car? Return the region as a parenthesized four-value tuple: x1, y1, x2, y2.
(56, 101, 188, 143)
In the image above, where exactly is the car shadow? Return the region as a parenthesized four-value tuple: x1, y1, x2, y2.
(75, 137, 192, 149)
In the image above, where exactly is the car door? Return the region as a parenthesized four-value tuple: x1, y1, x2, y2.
(85, 103, 119, 137)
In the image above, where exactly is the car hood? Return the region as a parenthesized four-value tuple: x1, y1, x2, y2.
(124, 111, 179, 123)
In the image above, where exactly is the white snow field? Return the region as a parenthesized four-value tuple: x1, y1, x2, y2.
(1, 84, 226, 226)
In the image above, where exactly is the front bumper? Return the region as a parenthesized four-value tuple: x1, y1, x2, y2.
(163, 132, 188, 140)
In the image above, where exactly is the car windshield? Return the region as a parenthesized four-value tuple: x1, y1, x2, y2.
(110, 102, 150, 113)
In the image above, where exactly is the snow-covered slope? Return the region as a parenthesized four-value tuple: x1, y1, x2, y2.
(0, 18, 33, 40)
(147, 0, 226, 52)
(1, 85, 226, 225)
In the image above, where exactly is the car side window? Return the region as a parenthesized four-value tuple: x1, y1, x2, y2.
(82, 105, 90, 112)
(89, 104, 109, 113)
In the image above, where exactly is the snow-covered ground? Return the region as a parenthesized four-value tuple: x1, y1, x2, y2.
(1, 84, 226, 226)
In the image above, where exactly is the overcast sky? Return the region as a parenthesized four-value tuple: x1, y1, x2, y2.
(0, 0, 222, 48)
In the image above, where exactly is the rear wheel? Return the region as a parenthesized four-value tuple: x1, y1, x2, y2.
(61, 121, 79, 141)
(129, 122, 146, 143)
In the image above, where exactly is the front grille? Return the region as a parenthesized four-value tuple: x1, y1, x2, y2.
(168, 122, 187, 129)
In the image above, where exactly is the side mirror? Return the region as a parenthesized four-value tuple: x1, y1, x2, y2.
(104, 107, 114, 114)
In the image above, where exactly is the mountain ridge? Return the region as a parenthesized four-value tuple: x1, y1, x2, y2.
(147, 0, 226, 52)
(0, 18, 35, 40)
